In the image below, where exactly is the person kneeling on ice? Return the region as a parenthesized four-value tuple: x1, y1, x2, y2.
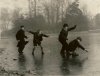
(68, 37, 88, 58)
(28, 30, 49, 55)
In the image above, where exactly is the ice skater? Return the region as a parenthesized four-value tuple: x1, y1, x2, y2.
(16, 26, 28, 54)
(68, 37, 88, 58)
(28, 30, 49, 55)
(58, 23, 77, 58)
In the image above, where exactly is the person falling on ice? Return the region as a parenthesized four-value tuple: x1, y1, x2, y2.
(68, 37, 88, 58)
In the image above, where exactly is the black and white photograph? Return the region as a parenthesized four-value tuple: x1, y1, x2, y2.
(0, 0, 99, 76)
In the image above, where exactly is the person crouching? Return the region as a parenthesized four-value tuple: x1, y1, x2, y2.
(68, 37, 88, 58)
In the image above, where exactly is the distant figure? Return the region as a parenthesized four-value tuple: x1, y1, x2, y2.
(68, 37, 88, 58)
(29, 30, 49, 55)
(16, 26, 28, 54)
(58, 23, 76, 57)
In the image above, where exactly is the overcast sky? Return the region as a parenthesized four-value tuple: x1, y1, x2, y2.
(79, 0, 100, 16)
(0, 0, 99, 31)
(0, 0, 28, 10)
(0, 0, 100, 17)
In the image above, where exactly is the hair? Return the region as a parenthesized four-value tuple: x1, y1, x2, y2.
(37, 29, 41, 33)
(63, 24, 68, 28)
(77, 37, 82, 41)
(20, 26, 24, 28)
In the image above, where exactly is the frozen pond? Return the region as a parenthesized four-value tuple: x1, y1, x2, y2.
(0, 32, 99, 76)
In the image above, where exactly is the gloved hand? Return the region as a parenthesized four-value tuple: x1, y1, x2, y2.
(84, 49, 88, 52)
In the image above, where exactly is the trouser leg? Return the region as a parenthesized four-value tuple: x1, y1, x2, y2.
(40, 45, 44, 55)
(32, 46, 36, 55)
(64, 42, 70, 59)
(60, 43, 67, 58)
(18, 41, 25, 54)
(18, 45, 25, 54)
(60, 45, 65, 54)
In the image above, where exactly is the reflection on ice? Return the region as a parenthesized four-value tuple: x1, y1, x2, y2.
(18, 54, 26, 72)
(0, 32, 99, 76)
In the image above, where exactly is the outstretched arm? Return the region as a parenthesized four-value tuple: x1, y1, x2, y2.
(23, 31, 28, 39)
(28, 31, 35, 34)
(78, 42, 88, 52)
(42, 34, 49, 37)
(68, 25, 77, 31)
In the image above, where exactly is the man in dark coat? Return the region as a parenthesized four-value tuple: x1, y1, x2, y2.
(16, 26, 28, 54)
(29, 30, 49, 55)
(68, 37, 88, 57)
(58, 24, 76, 57)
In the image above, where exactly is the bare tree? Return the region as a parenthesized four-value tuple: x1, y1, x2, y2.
(28, 0, 32, 18)
(12, 8, 21, 21)
(28, 0, 37, 18)
(0, 8, 11, 37)
(43, 3, 50, 24)
(34, 0, 37, 17)
(43, 0, 69, 25)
